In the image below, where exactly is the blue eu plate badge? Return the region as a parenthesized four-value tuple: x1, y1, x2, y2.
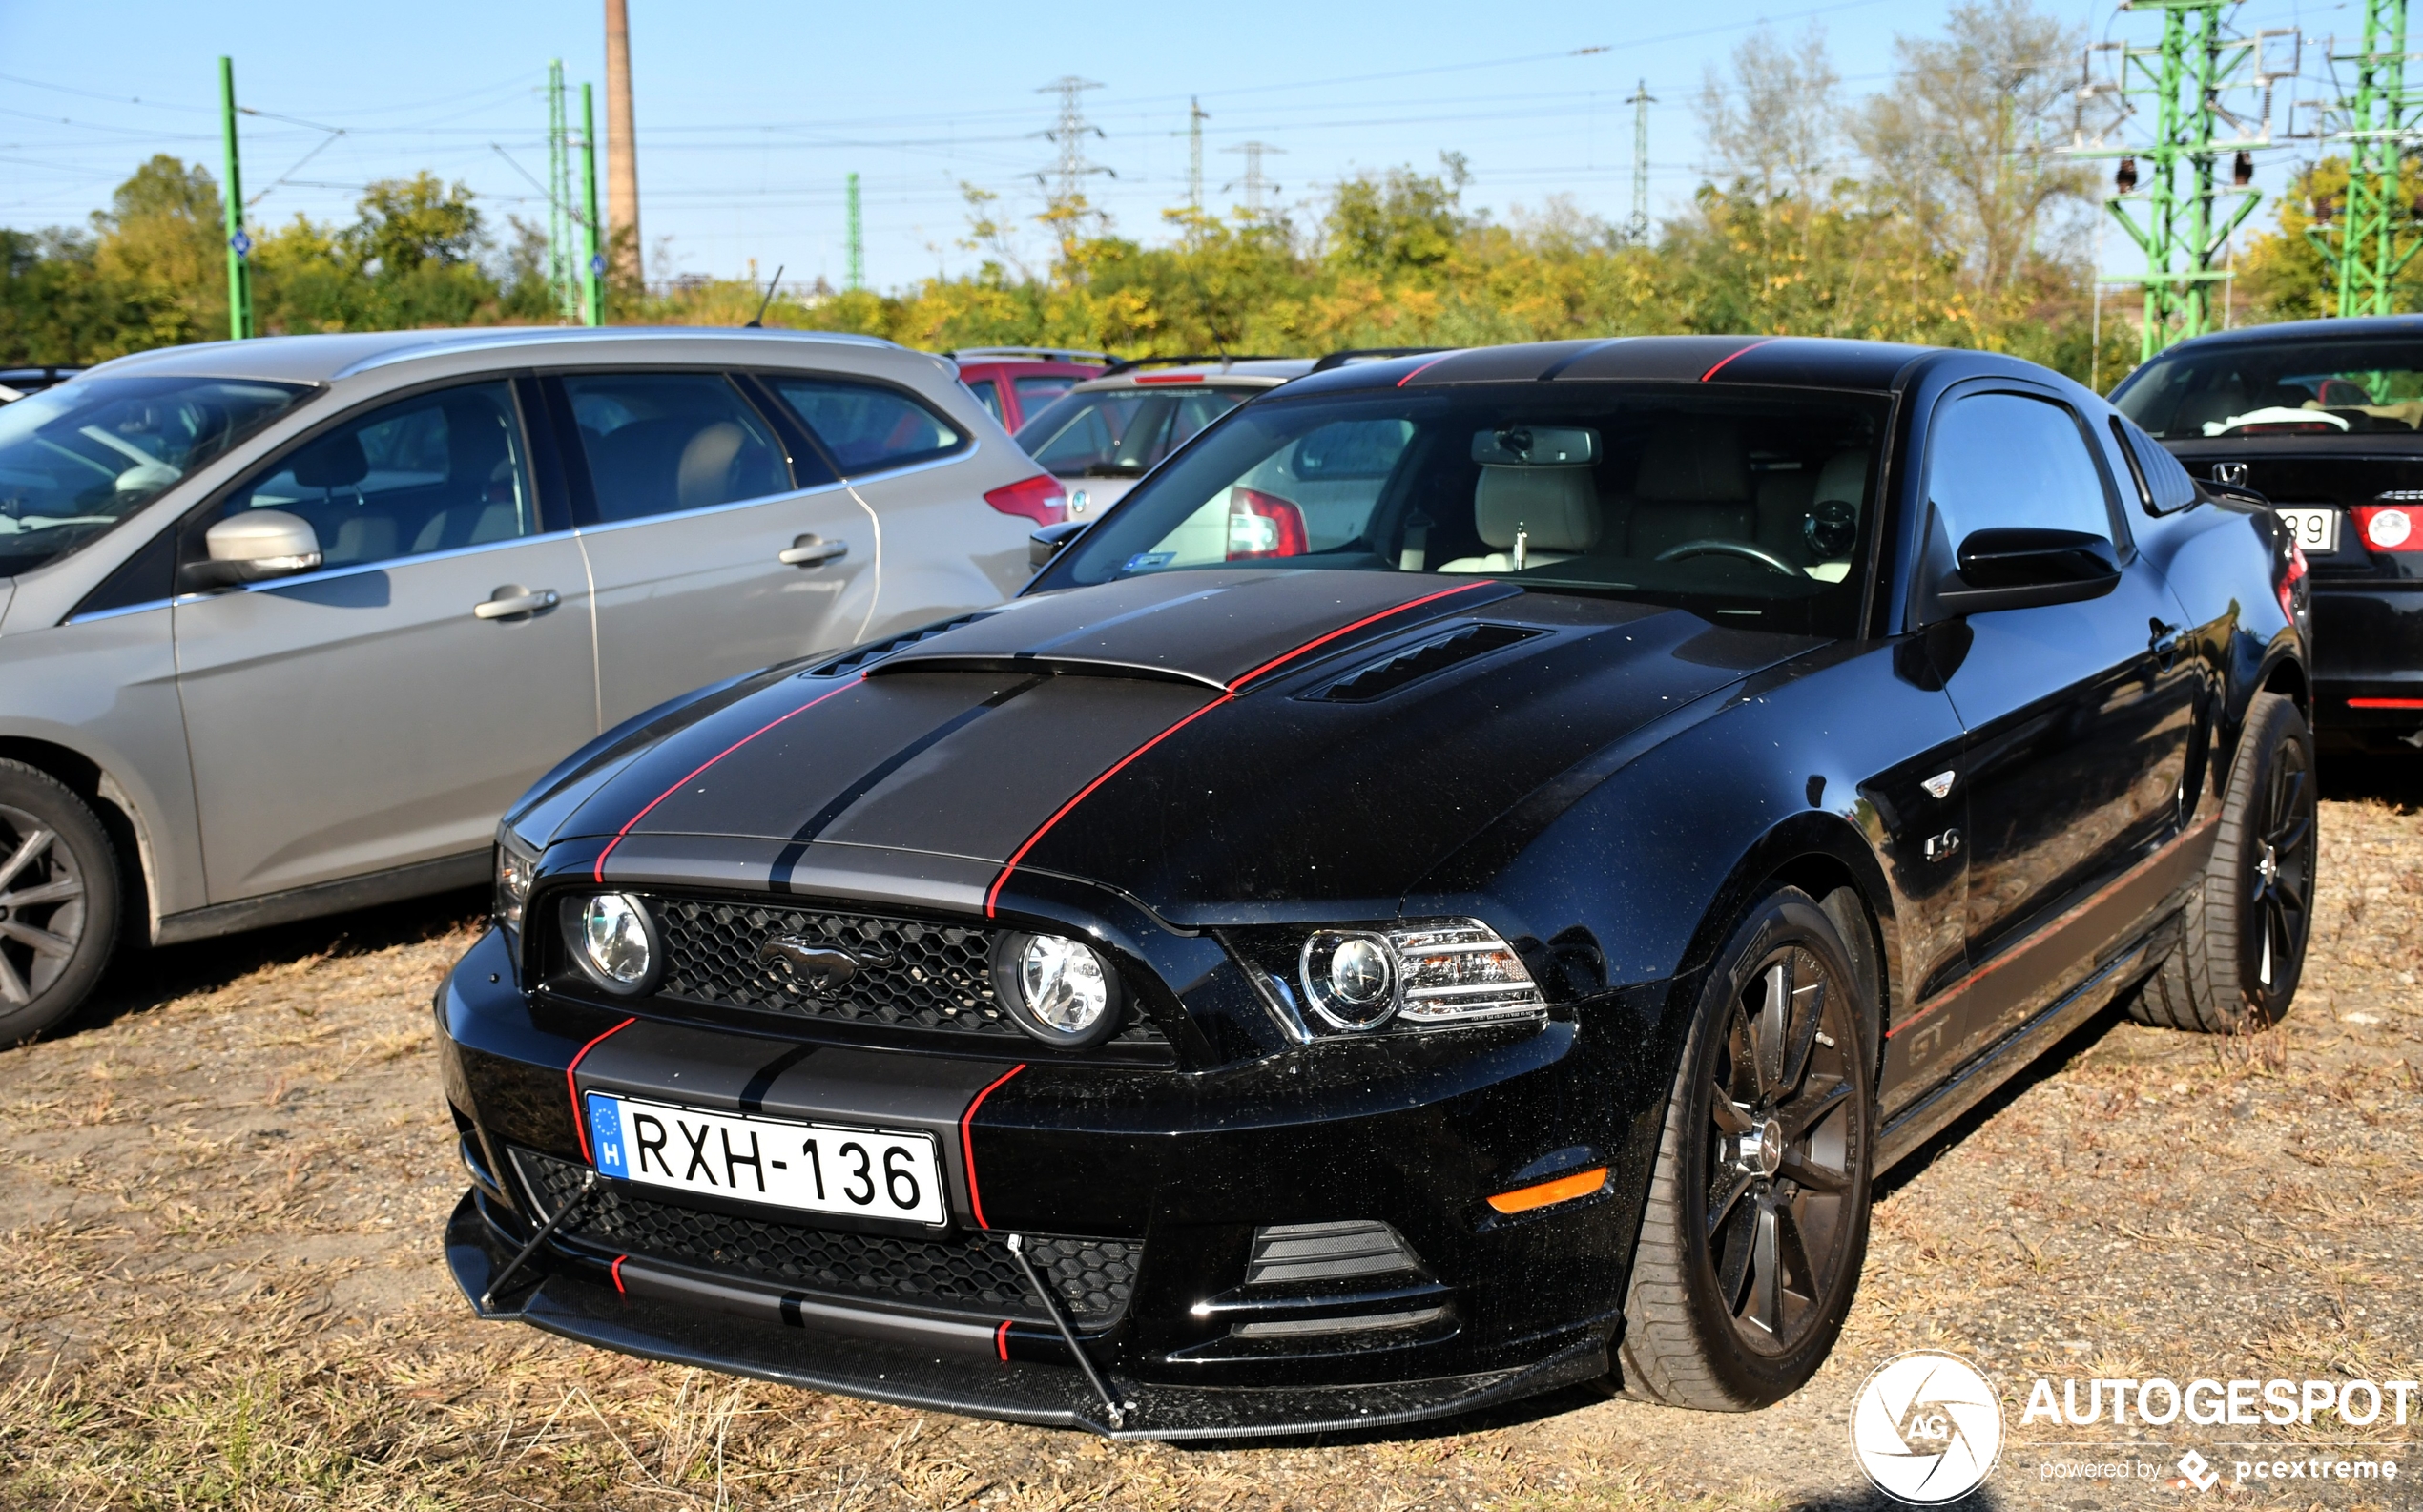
(587, 1092, 629, 1177)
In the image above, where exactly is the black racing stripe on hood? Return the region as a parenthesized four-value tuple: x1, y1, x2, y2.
(768, 674, 1046, 891)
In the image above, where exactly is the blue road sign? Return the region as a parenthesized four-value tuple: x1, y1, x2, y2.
(590, 253, 607, 276)
(229, 231, 253, 257)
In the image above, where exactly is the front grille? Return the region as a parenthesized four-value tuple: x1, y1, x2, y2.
(649, 896, 1162, 1043)
(514, 1149, 1136, 1325)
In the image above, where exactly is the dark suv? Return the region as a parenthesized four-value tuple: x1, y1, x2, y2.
(2113, 316, 2423, 751)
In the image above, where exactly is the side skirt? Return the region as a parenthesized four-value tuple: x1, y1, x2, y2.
(155, 849, 488, 945)
(1875, 913, 2178, 1171)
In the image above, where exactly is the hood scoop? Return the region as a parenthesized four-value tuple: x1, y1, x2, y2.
(807, 611, 1002, 678)
(1308, 623, 1543, 702)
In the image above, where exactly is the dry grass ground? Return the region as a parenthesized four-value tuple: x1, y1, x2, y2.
(1, 763, 2417, 1511)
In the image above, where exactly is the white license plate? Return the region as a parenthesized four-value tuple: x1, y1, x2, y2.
(587, 1092, 946, 1226)
(2276, 507, 2340, 553)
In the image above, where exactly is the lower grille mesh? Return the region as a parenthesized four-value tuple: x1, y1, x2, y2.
(514, 1149, 1137, 1325)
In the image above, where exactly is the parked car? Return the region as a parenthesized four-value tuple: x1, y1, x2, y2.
(0, 327, 1066, 1044)
(1013, 356, 1315, 520)
(950, 348, 1108, 434)
(0, 366, 82, 404)
(439, 335, 2309, 1439)
(2111, 315, 2423, 752)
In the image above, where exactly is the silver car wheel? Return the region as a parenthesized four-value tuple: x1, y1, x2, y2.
(0, 802, 87, 1005)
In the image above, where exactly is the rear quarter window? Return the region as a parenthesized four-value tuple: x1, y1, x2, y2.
(767, 379, 965, 475)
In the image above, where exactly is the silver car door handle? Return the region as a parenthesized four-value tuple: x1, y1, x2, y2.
(778, 535, 848, 567)
(473, 588, 560, 620)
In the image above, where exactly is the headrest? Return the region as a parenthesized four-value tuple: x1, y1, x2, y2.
(676, 422, 748, 511)
(1633, 420, 1750, 502)
(291, 431, 368, 490)
(1813, 450, 1868, 507)
(1475, 465, 1601, 552)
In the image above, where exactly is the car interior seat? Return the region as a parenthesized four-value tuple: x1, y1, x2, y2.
(410, 400, 523, 554)
(1619, 420, 1755, 560)
(675, 421, 750, 511)
(284, 430, 391, 566)
(1435, 461, 1602, 571)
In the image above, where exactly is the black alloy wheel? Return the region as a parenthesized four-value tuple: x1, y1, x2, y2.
(0, 759, 120, 1046)
(2130, 692, 2314, 1033)
(1618, 885, 1875, 1410)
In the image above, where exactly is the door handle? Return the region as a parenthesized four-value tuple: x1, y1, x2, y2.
(778, 535, 848, 568)
(2148, 618, 2183, 669)
(473, 587, 560, 620)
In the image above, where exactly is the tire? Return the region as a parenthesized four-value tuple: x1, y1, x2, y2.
(1616, 885, 1876, 1411)
(0, 760, 121, 1046)
(2128, 692, 2314, 1033)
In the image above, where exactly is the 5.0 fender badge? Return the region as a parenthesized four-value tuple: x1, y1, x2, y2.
(756, 936, 891, 996)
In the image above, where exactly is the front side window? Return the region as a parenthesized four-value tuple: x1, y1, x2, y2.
(766, 378, 963, 475)
(1045, 383, 1887, 638)
(0, 375, 309, 578)
(1016, 387, 1250, 480)
(563, 372, 792, 524)
(2113, 340, 2423, 439)
(204, 381, 534, 570)
(1928, 392, 2114, 545)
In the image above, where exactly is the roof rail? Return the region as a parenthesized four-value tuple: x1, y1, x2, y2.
(948, 345, 1115, 364)
(1309, 347, 1453, 374)
(1097, 353, 1289, 378)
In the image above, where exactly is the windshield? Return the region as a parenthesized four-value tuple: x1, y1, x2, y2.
(1014, 385, 1249, 477)
(2114, 340, 2423, 439)
(1046, 383, 1888, 637)
(0, 374, 312, 577)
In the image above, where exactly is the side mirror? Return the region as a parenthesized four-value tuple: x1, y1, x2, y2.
(1938, 527, 2121, 614)
(1028, 518, 1088, 570)
(190, 510, 323, 588)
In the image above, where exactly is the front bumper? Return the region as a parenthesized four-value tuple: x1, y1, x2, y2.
(436, 922, 1678, 1437)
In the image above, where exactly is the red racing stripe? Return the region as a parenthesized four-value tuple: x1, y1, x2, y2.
(960, 1062, 1026, 1231)
(567, 1016, 636, 1158)
(592, 673, 866, 882)
(611, 1255, 628, 1294)
(995, 1319, 1012, 1361)
(1396, 353, 1456, 386)
(1700, 339, 1779, 382)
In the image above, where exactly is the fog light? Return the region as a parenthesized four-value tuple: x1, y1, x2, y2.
(565, 893, 658, 995)
(993, 932, 1125, 1048)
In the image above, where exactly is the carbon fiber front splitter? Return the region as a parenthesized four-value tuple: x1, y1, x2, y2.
(445, 1190, 1610, 1440)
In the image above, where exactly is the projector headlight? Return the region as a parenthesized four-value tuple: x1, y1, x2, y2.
(1299, 919, 1543, 1032)
(992, 931, 1126, 1049)
(563, 892, 660, 996)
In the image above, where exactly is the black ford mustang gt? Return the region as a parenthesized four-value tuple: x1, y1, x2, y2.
(437, 336, 2312, 1438)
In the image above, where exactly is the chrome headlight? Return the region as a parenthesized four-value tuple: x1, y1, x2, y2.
(1299, 919, 1543, 1031)
(563, 892, 660, 996)
(493, 832, 539, 939)
(992, 932, 1126, 1049)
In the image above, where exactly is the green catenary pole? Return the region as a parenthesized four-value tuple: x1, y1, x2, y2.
(845, 172, 864, 292)
(218, 55, 252, 340)
(2310, 0, 2419, 316)
(581, 83, 605, 326)
(548, 61, 578, 323)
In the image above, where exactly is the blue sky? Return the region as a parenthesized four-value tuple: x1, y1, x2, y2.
(0, 0, 2357, 295)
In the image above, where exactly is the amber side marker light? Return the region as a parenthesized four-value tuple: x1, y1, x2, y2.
(1486, 1167, 1607, 1214)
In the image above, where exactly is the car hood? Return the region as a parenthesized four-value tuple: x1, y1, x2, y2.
(518, 570, 1815, 923)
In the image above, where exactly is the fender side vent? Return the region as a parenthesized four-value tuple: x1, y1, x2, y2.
(1310, 623, 1540, 702)
(806, 611, 999, 677)
(1246, 1220, 1425, 1285)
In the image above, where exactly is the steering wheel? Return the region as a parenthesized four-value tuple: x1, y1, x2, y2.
(1654, 538, 1802, 576)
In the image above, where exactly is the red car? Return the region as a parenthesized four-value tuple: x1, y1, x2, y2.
(951, 348, 1109, 433)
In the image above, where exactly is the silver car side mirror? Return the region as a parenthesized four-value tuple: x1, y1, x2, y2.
(197, 510, 323, 587)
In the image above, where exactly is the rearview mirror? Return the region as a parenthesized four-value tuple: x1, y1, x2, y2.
(1029, 518, 1087, 570)
(1938, 527, 2121, 614)
(191, 510, 323, 588)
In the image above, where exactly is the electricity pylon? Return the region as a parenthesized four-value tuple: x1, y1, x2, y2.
(546, 61, 582, 323)
(846, 173, 864, 292)
(1189, 96, 1209, 215)
(1223, 141, 1282, 218)
(2309, 0, 2422, 315)
(1626, 79, 1654, 244)
(1038, 76, 1112, 205)
(2072, 2, 2290, 360)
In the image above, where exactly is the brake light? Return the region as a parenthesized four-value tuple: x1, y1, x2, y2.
(2351, 504, 2422, 551)
(1227, 487, 1307, 559)
(984, 474, 1067, 526)
(1132, 373, 1205, 384)
(2279, 537, 2308, 620)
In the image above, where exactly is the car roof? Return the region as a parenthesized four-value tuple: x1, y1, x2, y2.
(1281, 336, 1943, 397)
(76, 326, 919, 385)
(1069, 357, 1316, 392)
(2148, 314, 2423, 356)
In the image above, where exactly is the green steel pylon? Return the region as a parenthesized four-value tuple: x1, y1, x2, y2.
(846, 173, 864, 292)
(2076, 2, 2271, 361)
(546, 61, 582, 323)
(2309, 0, 2422, 316)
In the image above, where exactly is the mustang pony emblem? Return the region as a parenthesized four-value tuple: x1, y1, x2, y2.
(756, 936, 890, 995)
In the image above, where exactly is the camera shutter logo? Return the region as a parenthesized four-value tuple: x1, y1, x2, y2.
(1850, 1350, 2004, 1503)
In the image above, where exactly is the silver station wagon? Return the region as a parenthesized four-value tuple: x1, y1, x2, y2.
(0, 327, 1065, 1041)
